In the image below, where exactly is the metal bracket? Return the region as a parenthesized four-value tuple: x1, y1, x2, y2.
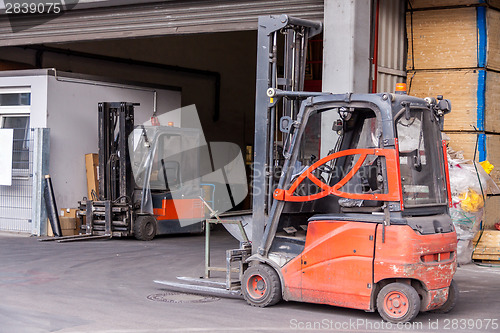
(200, 197, 251, 290)
(382, 138, 396, 147)
(388, 203, 401, 212)
(343, 93, 353, 103)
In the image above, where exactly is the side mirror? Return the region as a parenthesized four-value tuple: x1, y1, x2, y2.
(437, 99, 451, 115)
(435, 97, 451, 131)
(279, 116, 293, 133)
(332, 119, 343, 133)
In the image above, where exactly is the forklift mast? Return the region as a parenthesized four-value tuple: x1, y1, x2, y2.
(98, 102, 135, 203)
(76, 102, 138, 239)
(252, 15, 322, 252)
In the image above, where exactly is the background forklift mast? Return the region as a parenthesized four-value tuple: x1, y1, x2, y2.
(79, 102, 137, 239)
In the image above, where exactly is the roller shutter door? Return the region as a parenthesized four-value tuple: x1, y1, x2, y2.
(0, 0, 324, 46)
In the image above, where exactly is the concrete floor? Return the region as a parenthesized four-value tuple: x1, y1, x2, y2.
(1, 229, 499, 333)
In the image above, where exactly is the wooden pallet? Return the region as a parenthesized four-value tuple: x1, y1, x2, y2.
(473, 230, 500, 263)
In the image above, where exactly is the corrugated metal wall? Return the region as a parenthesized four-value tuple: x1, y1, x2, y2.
(376, 0, 406, 93)
(0, 0, 324, 47)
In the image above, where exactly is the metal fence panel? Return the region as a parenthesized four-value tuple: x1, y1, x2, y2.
(0, 128, 33, 233)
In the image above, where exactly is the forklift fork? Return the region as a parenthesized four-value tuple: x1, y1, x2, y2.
(154, 198, 251, 296)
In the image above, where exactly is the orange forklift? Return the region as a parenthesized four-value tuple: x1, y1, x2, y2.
(157, 15, 458, 323)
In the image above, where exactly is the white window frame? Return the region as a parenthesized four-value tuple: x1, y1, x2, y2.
(0, 87, 31, 177)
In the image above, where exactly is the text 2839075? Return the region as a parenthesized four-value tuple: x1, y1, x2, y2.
(5, 2, 61, 14)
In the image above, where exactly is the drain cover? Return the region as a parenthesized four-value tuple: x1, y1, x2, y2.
(147, 292, 220, 303)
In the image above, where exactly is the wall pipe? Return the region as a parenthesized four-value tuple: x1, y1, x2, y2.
(20, 44, 222, 121)
(370, 0, 380, 93)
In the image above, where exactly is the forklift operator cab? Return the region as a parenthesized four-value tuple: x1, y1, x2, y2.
(245, 93, 457, 323)
(129, 126, 206, 237)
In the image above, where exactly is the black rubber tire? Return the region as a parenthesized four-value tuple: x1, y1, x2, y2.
(431, 280, 459, 313)
(133, 215, 157, 241)
(242, 264, 282, 307)
(377, 282, 421, 323)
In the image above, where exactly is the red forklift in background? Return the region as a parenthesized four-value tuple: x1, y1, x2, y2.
(156, 15, 457, 323)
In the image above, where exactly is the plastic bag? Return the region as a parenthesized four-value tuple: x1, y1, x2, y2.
(479, 160, 494, 174)
(450, 207, 483, 265)
(448, 162, 484, 196)
(458, 189, 484, 212)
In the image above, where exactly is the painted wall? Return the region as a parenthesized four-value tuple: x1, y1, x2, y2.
(45, 74, 181, 208)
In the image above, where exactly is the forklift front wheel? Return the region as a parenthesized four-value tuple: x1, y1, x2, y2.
(134, 215, 157, 241)
(377, 283, 420, 323)
(242, 264, 281, 307)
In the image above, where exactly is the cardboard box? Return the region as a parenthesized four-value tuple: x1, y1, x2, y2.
(407, 7, 500, 71)
(47, 208, 81, 237)
(85, 153, 99, 200)
(47, 217, 79, 237)
(59, 217, 77, 230)
(60, 208, 78, 218)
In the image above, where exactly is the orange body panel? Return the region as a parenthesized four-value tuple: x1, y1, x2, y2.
(374, 224, 457, 310)
(282, 221, 377, 310)
(280, 220, 457, 312)
(154, 199, 205, 221)
(374, 225, 457, 289)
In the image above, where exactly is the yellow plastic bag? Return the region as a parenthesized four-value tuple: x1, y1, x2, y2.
(459, 189, 484, 212)
(479, 160, 494, 174)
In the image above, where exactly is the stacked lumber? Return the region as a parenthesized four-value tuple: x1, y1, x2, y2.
(473, 230, 500, 263)
(406, 1, 500, 230)
(409, 0, 500, 10)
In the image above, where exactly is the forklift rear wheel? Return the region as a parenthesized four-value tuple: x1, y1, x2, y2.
(377, 283, 420, 323)
(134, 215, 157, 241)
(242, 264, 281, 307)
(430, 279, 458, 313)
